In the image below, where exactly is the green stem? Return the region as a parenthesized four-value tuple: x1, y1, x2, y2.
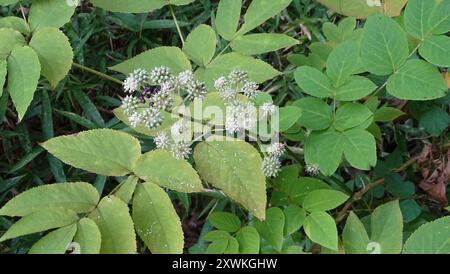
(72, 63, 123, 85)
(168, 4, 185, 46)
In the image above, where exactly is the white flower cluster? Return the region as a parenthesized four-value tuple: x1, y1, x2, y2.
(154, 121, 192, 160)
(305, 164, 320, 176)
(121, 67, 207, 130)
(261, 143, 286, 178)
(214, 70, 260, 102)
(214, 70, 265, 134)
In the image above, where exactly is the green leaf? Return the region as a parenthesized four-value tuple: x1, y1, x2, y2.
(326, 41, 359, 87)
(400, 199, 421, 223)
(386, 59, 447, 100)
(334, 103, 373, 131)
(110, 46, 191, 75)
(343, 129, 377, 170)
(238, 0, 292, 35)
(133, 150, 203, 193)
(208, 212, 241, 233)
(203, 230, 231, 242)
(428, 0, 450, 35)
(419, 35, 450, 67)
(302, 190, 349, 212)
(404, 0, 436, 39)
(74, 218, 102, 254)
(284, 177, 332, 205)
(29, 27, 73, 87)
(42, 129, 141, 176)
(0, 0, 18, 6)
(304, 211, 338, 251)
(231, 34, 299, 55)
(305, 129, 344, 176)
(293, 97, 332, 131)
(115, 175, 139, 203)
(252, 92, 272, 107)
(0, 60, 6, 97)
(197, 52, 280, 88)
(90, 0, 194, 13)
(236, 226, 260, 254)
(132, 182, 184, 254)
(0, 208, 78, 242)
(253, 207, 285, 252)
(216, 0, 242, 40)
(374, 107, 404, 122)
(29, 224, 77, 254)
(403, 216, 450, 254)
(0, 182, 99, 217)
(370, 200, 403, 254)
(277, 106, 302, 132)
(283, 204, 306, 235)
(0, 17, 30, 35)
(89, 196, 136, 254)
(335, 76, 377, 101)
(28, 0, 76, 31)
(7, 45, 41, 121)
(419, 106, 450, 137)
(224, 238, 239, 254)
(206, 239, 229, 254)
(0, 28, 25, 60)
(183, 24, 216, 66)
(343, 212, 370, 254)
(194, 140, 266, 219)
(294, 66, 333, 98)
(361, 13, 409, 76)
(317, 0, 379, 19)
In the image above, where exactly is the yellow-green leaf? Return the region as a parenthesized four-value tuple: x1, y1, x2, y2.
(29, 224, 77, 254)
(133, 150, 203, 193)
(42, 129, 141, 176)
(132, 182, 184, 254)
(7, 45, 41, 121)
(74, 218, 102, 254)
(0, 182, 99, 217)
(194, 140, 266, 220)
(0, 208, 78, 242)
(89, 196, 136, 254)
(29, 27, 73, 87)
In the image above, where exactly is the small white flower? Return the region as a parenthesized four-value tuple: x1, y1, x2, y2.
(176, 70, 194, 87)
(150, 89, 173, 111)
(260, 102, 277, 117)
(170, 141, 192, 159)
(267, 143, 286, 158)
(123, 69, 149, 93)
(121, 95, 140, 116)
(143, 108, 163, 129)
(218, 87, 236, 102)
(154, 132, 170, 150)
(131, 68, 149, 83)
(186, 80, 207, 100)
(123, 77, 139, 94)
(262, 156, 281, 178)
(241, 81, 259, 98)
(214, 76, 228, 92)
(150, 66, 173, 85)
(229, 70, 248, 84)
(305, 164, 320, 176)
(129, 112, 144, 128)
(225, 102, 257, 133)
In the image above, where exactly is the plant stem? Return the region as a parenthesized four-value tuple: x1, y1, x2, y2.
(335, 155, 420, 223)
(168, 4, 185, 46)
(72, 63, 123, 85)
